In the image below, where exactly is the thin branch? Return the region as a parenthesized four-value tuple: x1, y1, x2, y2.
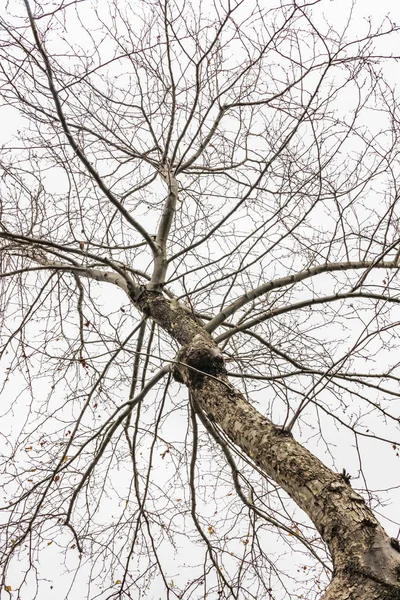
(22, 0, 159, 255)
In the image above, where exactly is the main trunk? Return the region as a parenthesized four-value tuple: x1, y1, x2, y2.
(136, 289, 400, 599)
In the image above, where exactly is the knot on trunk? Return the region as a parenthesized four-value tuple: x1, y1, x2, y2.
(173, 336, 226, 387)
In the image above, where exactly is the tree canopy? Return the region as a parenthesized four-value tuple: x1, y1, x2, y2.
(1, 1, 400, 599)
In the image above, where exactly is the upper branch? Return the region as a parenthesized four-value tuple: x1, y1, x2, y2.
(205, 260, 400, 333)
(149, 162, 179, 290)
(0, 230, 141, 297)
(215, 290, 400, 342)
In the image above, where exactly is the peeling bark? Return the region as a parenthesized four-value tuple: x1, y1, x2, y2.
(135, 289, 400, 599)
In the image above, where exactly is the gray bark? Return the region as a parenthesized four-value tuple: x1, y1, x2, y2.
(135, 288, 400, 600)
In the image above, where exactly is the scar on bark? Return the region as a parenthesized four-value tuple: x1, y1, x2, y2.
(173, 347, 226, 387)
(391, 538, 400, 553)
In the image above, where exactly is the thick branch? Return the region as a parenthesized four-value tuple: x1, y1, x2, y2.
(216, 290, 400, 342)
(150, 163, 179, 289)
(206, 260, 399, 333)
(31, 255, 133, 294)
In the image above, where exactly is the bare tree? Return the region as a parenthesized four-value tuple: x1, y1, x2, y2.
(1, 0, 400, 598)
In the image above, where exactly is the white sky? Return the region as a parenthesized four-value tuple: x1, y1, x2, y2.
(1, 0, 400, 599)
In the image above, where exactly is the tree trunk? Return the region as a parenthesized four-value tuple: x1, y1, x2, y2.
(136, 289, 400, 599)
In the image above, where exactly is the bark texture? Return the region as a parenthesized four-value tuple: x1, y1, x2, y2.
(135, 289, 400, 599)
